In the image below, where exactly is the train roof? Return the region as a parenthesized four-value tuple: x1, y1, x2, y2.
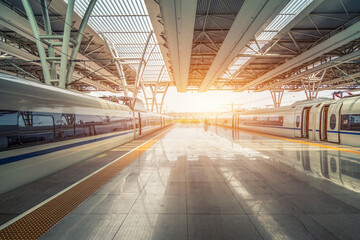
(291, 98, 332, 106)
(0, 73, 132, 112)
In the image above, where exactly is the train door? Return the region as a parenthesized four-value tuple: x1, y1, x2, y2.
(309, 106, 318, 140)
(320, 106, 329, 141)
(294, 106, 303, 137)
(138, 112, 142, 136)
(327, 102, 342, 143)
(302, 107, 311, 138)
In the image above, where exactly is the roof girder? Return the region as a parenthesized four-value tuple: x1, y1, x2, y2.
(198, 0, 291, 92)
(239, 20, 360, 92)
(152, 0, 197, 92)
(0, 1, 122, 91)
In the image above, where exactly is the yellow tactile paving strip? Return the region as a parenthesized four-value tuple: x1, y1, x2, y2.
(0, 127, 172, 239)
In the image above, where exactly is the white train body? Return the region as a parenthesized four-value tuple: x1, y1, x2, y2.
(211, 97, 360, 147)
(0, 74, 173, 194)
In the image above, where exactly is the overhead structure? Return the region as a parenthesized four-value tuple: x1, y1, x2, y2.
(270, 89, 284, 107)
(0, 0, 126, 92)
(21, 0, 97, 88)
(147, 0, 360, 94)
(0, 0, 171, 112)
(1, 0, 360, 104)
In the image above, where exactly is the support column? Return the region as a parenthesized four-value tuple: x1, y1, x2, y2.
(159, 84, 169, 114)
(132, 31, 155, 109)
(270, 89, 284, 108)
(22, 0, 98, 88)
(151, 65, 165, 112)
(21, 0, 51, 84)
(102, 33, 128, 96)
(302, 70, 326, 99)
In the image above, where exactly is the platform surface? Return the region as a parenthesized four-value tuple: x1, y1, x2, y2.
(2, 125, 360, 239)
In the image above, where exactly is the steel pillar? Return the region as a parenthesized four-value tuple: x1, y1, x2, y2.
(21, 0, 97, 88)
(141, 65, 169, 113)
(66, 0, 98, 87)
(132, 31, 154, 109)
(302, 70, 326, 99)
(102, 33, 128, 96)
(159, 84, 169, 114)
(151, 65, 165, 112)
(269, 89, 284, 108)
(21, 0, 52, 84)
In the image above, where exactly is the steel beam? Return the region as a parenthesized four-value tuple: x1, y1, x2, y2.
(57, 0, 75, 88)
(270, 89, 284, 108)
(40, 0, 56, 79)
(66, 0, 98, 87)
(302, 70, 326, 99)
(260, 49, 360, 91)
(199, 0, 290, 92)
(319, 81, 360, 91)
(293, 71, 360, 92)
(102, 33, 128, 96)
(154, 0, 197, 92)
(0, 1, 122, 89)
(159, 84, 169, 114)
(239, 21, 360, 92)
(21, 0, 52, 84)
(132, 32, 153, 109)
(0, 41, 116, 92)
(225, 0, 326, 83)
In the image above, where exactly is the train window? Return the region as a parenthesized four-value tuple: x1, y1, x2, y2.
(341, 115, 349, 130)
(59, 114, 75, 138)
(19, 114, 54, 127)
(18, 113, 55, 144)
(296, 115, 300, 128)
(350, 114, 360, 131)
(339, 114, 360, 131)
(330, 114, 336, 130)
(0, 111, 18, 126)
(0, 111, 19, 150)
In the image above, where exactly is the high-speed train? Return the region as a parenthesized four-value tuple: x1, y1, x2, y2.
(0, 73, 173, 194)
(209, 96, 360, 147)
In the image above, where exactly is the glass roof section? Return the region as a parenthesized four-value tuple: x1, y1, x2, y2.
(70, 0, 170, 92)
(223, 0, 313, 79)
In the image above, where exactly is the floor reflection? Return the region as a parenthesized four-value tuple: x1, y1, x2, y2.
(227, 125, 360, 193)
(42, 125, 360, 240)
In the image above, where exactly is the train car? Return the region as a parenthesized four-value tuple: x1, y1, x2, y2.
(213, 96, 360, 147)
(0, 73, 173, 194)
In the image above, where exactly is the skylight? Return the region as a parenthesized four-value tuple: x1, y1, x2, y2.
(71, 0, 170, 93)
(223, 0, 313, 78)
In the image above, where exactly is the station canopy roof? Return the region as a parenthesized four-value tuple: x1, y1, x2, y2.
(72, 0, 171, 89)
(0, 0, 359, 95)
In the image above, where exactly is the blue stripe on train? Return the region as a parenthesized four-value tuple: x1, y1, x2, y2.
(0, 130, 134, 166)
(240, 125, 360, 135)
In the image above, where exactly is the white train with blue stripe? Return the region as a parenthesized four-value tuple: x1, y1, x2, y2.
(0, 73, 173, 194)
(211, 96, 360, 147)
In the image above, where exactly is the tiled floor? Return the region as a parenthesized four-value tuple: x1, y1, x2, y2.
(14, 125, 360, 239)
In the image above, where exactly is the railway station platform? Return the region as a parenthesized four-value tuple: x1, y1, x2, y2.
(1, 124, 360, 239)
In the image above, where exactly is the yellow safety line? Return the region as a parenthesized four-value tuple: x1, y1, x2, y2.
(96, 153, 107, 158)
(0, 126, 173, 240)
(233, 127, 360, 155)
